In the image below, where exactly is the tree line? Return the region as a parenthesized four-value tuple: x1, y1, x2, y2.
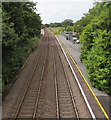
(44, 19, 74, 32)
(2, 2, 42, 93)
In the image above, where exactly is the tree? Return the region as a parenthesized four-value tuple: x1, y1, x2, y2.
(78, 1, 111, 94)
(2, 2, 42, 91)
(61, 19, 73, 27)
(86, 30, 111, 93)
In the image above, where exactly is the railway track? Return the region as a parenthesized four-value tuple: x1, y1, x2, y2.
(51, 34, 79, 118)
(3, 28, 94, 119)
(12, 30, 49, 119)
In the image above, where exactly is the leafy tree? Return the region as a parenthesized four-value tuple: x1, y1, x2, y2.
(86, 30, 111, 93)
(2, 2, 42, 92)
(61, 19, 73, 27)
(79, 1, 111, 94)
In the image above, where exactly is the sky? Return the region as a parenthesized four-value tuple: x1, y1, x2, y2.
(32, 0, 95, 24)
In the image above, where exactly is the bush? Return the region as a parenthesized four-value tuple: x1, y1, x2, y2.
(79, 2, 111, 94)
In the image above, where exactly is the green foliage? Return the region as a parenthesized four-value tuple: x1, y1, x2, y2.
(73, 15, 93, 35)
(79, 1, 111, 94)
(2, 22, 19, 50)
(49, 25, 74, 35)
(49, 27, 64, 35)
(73, 2, 111, 35)
(61, 19, 73, 27)
(86, 30, 111, 93)
(49, 22, 62, 28)
(2, 2, 41, 91)
(64, 26, 74, 32)
(44, 19, 73, 30)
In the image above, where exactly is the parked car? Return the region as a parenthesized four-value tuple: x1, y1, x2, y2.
(75, 40, 80, 44)
(73, 37, 77, 43)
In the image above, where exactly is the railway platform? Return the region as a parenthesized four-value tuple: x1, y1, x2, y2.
(56, 34, 111, 119)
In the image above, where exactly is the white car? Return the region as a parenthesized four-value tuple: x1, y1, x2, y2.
(76, 40, 79, 44)
(73, 37, 77, 43)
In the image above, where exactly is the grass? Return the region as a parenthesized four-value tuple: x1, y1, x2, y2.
(49, 27, 64, 35)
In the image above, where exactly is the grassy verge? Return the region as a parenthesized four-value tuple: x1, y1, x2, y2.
(49, 27, 64, 35)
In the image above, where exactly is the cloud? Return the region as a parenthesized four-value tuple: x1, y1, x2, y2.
(33, 0, 94, 24)
(35, 0, 94, 3)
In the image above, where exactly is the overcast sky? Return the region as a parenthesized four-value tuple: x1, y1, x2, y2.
(32, 0, 94, 24)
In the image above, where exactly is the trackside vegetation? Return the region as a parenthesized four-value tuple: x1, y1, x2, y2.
(79, 2, 111, 94)
(49, 27, 64, 35)
(46, 19, 75, 34)
(2, 2, 42, 93)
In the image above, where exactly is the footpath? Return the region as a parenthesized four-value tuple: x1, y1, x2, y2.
(56, 35, 111, 119)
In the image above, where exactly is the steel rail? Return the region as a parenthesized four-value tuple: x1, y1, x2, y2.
(51, 40, 60, 119)
(45, 28, 60, 119)
(55, 35, 96, 119)
(13, 35, 46, 120)
(32, 35, 49, 119)
(53, 36, 80, 119)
